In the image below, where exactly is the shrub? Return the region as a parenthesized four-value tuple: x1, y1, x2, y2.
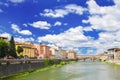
(44, 59, 49, 66)
(76, 58, 79, 61)
(58, 59, 62, 64)
(60, 61, 66, 65)
(20, 61, 23, 65)
(6, 61, 10, 66)
(0, 61, 2, 66)
(49, 59, 55, 65)
(20, 55, 24, 58)
(28, 61, 31, 64)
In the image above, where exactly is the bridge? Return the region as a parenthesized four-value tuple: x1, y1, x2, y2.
(77, 55, 101, 61)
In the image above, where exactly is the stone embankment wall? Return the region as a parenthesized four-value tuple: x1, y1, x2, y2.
(0, 59, 67, 77)
(0, 61, 45, 77)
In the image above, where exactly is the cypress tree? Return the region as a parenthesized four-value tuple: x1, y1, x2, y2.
(9, 36, 17, 58)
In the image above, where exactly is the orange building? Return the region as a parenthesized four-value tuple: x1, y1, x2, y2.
(39, 44, 51, 59)
(34, 44, 40, 57)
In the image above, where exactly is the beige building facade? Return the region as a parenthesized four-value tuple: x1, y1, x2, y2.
(67, 49, 77, 59)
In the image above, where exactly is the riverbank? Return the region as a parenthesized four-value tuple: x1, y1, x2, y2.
(102, 60, 120, 66)
(0, 61, 76, 80)
(0, 59, 67, 77)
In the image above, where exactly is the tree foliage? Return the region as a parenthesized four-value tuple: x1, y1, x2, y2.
(17, 46, 23, 54)
(9, 36, 17, 58)
(0, 39, 8, 58)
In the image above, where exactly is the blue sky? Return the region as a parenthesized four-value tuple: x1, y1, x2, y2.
(0, 0, 120, 55)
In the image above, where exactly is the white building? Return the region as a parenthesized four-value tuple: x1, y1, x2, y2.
(50, 45, 62, 59)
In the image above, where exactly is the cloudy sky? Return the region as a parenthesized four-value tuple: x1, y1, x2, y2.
(0, 0, 120, 55)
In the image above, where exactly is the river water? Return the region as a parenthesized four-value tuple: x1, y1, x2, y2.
(6, 61, 120, 80)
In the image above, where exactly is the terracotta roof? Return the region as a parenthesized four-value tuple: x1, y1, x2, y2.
(108, 48, 120, 51)
(115, 48, 120, 51)
(0, 36, 8, 39)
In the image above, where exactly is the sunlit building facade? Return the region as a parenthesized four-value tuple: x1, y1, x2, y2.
(50, 45, 62, 59)
(67, 49, 77, 59)
(61, 50, 68, 59)
(38, 44, 51, 59)
(15, 42, 36, 58)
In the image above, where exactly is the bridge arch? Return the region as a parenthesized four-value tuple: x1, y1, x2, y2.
(77, 55, 99, 61)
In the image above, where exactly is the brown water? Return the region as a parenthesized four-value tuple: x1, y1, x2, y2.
(5, 61, 120, 80)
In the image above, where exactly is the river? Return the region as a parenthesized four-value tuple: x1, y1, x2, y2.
(5, 61, 120, 80)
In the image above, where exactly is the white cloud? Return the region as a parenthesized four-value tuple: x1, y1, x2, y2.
(79, 0, 120, 54)
(40, 9, 68, 18)
(0, 32, 11, 40)
(11, 24, 20, 32)
(37, 25, 103, 54)
(65, 4, 85, 15)
(11, 24, 32, 35)
(23, 23, 28, 27)
(0, 32, 34, 43)
(38, 26, 89, 47)
(0, 9, 3, 13)
(14, 37, 34, 42)
(84, 0, 120, 31)
(19, 30, 32, 35)
(40, 4, 86, 18)
(9, 0, 25, 3)
(94, 30, 120, 54)
(38, 0, 120, 54)
(82, 20, 89, 24)
(83, 27, 93, 31)
(54, 21, 62, 26)
(29, 21, 51, 29)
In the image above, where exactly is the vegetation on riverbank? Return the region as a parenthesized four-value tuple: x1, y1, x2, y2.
(0, 60, 76, 80)
(103, 61, 120, 66)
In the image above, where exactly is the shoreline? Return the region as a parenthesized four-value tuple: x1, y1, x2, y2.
(102, 61, 120, 66)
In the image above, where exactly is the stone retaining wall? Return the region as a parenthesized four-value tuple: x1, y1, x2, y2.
(0, 61, 45, 77)
(0, 59, 71, 77)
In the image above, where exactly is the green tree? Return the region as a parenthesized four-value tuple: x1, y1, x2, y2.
(0, 39, 8, 58)
(9, 36, 17, 58)
(17, 46, 23, 54)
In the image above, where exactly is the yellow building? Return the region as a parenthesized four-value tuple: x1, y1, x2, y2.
(15, 42, 35, 58)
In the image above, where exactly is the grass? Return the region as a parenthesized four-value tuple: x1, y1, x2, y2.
(102, 61, 120, 66)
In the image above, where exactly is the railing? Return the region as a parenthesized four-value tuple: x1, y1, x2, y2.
(0, 59, 70, 65)
(0, 59, 44, 64)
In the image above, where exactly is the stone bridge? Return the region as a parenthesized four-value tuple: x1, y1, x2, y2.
(77, 55, 101, 61)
